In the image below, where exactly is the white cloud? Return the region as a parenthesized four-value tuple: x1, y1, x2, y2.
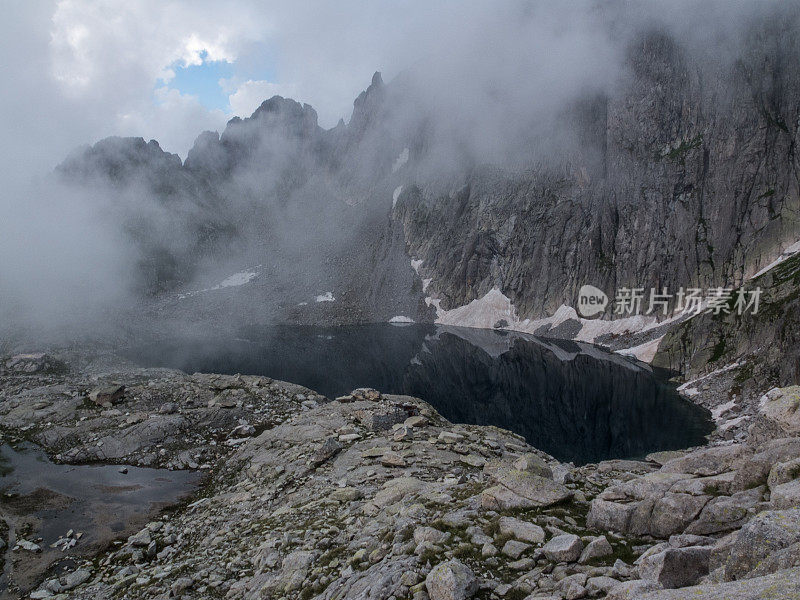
(228, 79, 299, 118)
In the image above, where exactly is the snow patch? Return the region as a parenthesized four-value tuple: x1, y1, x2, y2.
(217, 271, 258, 288)
(410, 258, 423, 273)
(677, 361, 744, 392)
(426, 288, 665, 351)
(616, 336, 664, 363)
(315, 292, 335, 303)
(392, 185, 403, 208)
(720, 415, 747, 431)
(711, 400, 737, 423)
(752, 239, 800, 278)
(392, 148, 409, 173)
(431, 288, 516, 329)
(178, 268, 259, 299)
(389, 315, 414, 323)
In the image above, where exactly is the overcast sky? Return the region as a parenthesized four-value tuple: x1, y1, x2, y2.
(2, 0, 507, 169)
(3, 0, 780, 173)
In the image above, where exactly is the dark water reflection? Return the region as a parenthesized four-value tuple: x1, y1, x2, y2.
(127, 324, 712, 464)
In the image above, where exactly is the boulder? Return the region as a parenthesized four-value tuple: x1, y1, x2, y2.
(669, 472, 736, 496)
(767, 457, 800, 489)
(414, 527, 449, 546)
(685, 487, 767, 535)
(579, 536, 613, 563)
(646, 450, 687, 466)
(482, 463, 572, 509)
(733, 437, 800, 490)
(639, 546, 711, 588)
(128, 529, 151, 547)
(61, 569, 91, 591)
(498, 516, 545, 544)
(354, 405, 407, 431)
(501, 539, 531, 559)
(648, 492, 712, 537)
(747, 386, 800, 444)
(586, 498, 638, 533)
(512, 453, 553, 478)
(770, 479, 800, 509)
(660, 444, 749, 477)
(311, 437, 342, 466)
(542, 534, 583, 563)
(425, 560, 477, 600)
(724, 508, 800, 580)
(372, 477, 424, 507)
(558, 573, 588, 600)
(88, 385, 125, 406)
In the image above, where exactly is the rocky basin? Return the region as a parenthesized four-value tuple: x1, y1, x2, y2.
(0, 351, 799, 600)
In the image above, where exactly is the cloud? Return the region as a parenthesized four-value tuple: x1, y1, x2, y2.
(228, 80, 299, 118)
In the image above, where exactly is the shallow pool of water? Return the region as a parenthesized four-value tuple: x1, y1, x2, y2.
(128, 324, 712, 464)
(0, 443, 200, 551)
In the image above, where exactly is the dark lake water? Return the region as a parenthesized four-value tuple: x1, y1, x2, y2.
(128, 324, 712, 465)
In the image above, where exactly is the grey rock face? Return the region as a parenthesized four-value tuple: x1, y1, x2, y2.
(724, 508, 800, 581)
(52, 8, 800, 338)
(0, 353, 67, 375)
(638, 546, 711, 589)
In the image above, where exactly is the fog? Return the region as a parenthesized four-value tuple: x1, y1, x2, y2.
(0, 0, 796, 347)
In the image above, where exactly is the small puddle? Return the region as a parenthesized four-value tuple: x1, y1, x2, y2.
(0, 443, 201, 595)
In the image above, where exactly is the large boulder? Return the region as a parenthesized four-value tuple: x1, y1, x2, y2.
(648, 493, 713, 537)
(747, 387, 800, 444)
(733, 437, 800, 490)
(498, 516, 545, 544)
(660, 444, 750, 477)
(685, 487, 767, 535)
(480, 464, 572, 510)
(639, 546, 711, 588)
(770, 479, 800, 510)
(542, 534, 583, 563)
(425, 560, 477, 600)
(586, 499, 639, 533)
(768, 457, 800, 489)
(511, 453, 553, 479)
(579, 536, 614, 564)
(724, 508, 800, 580)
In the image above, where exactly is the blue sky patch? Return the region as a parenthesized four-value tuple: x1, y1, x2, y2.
(166, 51, 234, 111)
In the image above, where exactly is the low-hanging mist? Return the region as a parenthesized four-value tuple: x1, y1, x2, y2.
(1, 1, 799, 346)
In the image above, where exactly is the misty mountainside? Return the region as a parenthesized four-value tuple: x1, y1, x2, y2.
(56, 10, 800, 337)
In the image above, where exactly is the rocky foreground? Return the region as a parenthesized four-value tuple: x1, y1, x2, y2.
(1, 354, 800, 600)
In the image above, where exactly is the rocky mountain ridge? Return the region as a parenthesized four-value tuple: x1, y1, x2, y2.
(55, 10, 800, 353)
